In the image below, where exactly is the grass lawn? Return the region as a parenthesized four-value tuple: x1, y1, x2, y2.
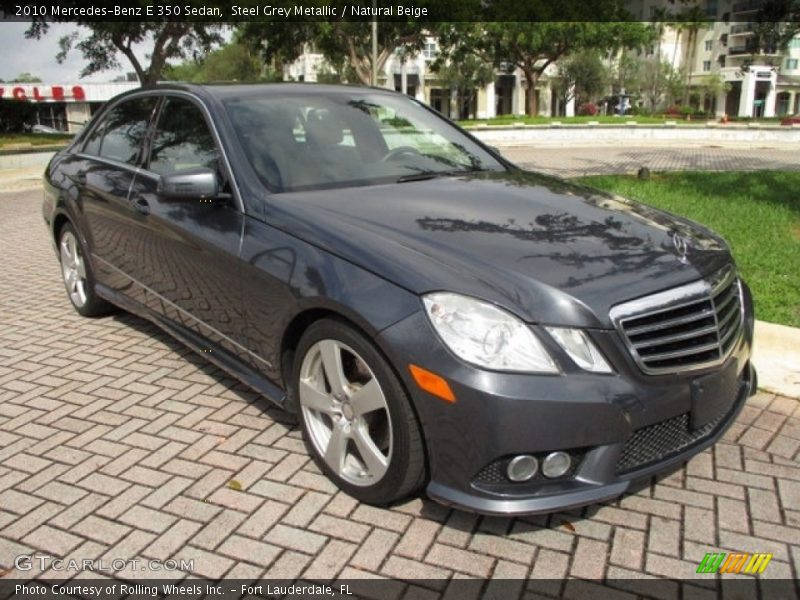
(0, 133, 73, 148)
(577, 171, 800, 328)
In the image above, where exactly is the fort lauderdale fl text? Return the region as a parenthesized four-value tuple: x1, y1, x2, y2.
(16, 583, 353, 597)
(231, 4, 429, 17)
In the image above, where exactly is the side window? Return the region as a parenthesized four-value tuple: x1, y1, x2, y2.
(148, 98, 220, 175)
(84, 96, 157, 165)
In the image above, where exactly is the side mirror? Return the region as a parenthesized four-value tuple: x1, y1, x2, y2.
(157, 167, 220, 200)
(489, 145, 502, 155)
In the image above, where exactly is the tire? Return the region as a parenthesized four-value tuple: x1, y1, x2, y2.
(58, 223, 113, 317)
(291, 318, 426, 505)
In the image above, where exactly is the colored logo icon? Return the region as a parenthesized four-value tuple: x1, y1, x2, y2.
(696, 552, 773, 574)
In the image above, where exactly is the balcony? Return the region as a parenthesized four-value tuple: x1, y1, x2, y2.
(729, 24, 754, 35)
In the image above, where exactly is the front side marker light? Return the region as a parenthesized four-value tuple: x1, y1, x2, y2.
(409, 364, 456, 403)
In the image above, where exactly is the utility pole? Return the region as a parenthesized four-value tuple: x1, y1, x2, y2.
(371, 0, 378, 86)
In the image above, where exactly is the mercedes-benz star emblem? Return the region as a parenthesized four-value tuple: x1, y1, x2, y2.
(671, 232, 690, 265)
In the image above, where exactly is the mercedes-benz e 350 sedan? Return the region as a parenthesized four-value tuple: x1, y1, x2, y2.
(43, 84, 756, 515)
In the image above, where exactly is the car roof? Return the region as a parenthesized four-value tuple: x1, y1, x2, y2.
(142, 82, 396, 101)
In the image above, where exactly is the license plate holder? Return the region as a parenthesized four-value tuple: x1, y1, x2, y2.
(691, 360, 739, 429)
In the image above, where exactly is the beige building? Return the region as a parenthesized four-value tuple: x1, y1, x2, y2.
(284, 39, 570, 120)
(287, 11, 800, 119)
(628, 0, 800, 117)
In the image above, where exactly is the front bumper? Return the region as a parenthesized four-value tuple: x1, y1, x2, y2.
(376, 286, 756, 516)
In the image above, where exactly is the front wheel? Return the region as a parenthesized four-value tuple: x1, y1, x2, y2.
(58, 223, 113, 317)
(292, 319, 426, 505)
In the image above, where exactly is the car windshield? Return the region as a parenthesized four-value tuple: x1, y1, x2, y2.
(223, 91, 505, 192)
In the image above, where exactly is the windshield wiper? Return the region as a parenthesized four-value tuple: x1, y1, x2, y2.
(396, 168, 487, 184)
(396, 172, 441, 183)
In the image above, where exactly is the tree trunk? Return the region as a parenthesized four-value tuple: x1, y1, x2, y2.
(525, 69, 538, 116)
(681, 29, 697, 105)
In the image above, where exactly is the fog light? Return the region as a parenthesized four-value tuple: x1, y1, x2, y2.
(542, 452, 571, 478)
(507, 455, 538, 482)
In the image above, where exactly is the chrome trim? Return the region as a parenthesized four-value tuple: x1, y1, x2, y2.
(610, 265, 744, 375)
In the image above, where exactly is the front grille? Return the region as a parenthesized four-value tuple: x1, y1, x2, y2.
(611, 266, 743, 374)
(616, 410, 727, 474)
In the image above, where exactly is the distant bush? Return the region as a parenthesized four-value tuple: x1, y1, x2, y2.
(578, 102, 598, 116)
(664, 105, 681, 117)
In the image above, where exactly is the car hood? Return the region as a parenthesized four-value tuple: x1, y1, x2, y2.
(266, 170, 732, 328)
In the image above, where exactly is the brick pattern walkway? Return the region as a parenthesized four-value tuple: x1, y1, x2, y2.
(1, 189, 799, 593)
(502, 145, 800, 178)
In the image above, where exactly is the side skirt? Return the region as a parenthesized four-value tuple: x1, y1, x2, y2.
(96, 283, 287, 409)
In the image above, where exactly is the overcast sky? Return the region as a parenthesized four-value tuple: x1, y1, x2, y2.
(0, 21, 230, 83)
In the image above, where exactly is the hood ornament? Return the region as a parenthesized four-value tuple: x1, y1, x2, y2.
(671, 232, 690, 265)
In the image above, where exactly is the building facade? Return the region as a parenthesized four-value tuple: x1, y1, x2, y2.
(288, 12, 800, 119)
(628, 0, 800, 117)
(1, 81, 140, 132)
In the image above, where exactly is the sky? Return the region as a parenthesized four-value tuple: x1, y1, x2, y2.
(0, 22, 139, 82)
(0, 21, 230, 83)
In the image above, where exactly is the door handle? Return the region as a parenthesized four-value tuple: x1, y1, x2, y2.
(132, 195, 150, 216)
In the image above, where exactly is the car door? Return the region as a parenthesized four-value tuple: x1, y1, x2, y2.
(73, 95, 159, 305)
(125, 95, 250, 363)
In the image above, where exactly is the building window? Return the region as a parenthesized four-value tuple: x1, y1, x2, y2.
(791, 38, 800, 48)
(705, 40, 713, 51)
(423, 42, 438, 60)
(703, 61, 712, 71)
(786, 58, 799, 70)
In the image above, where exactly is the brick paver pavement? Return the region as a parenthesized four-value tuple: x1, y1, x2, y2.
(1, 187, 800, 596)
(502, 144, 800, 178)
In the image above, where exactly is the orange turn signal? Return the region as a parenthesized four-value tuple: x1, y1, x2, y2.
(408, 364, 456, 403)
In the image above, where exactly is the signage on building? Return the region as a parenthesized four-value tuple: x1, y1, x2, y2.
(0, 85, 86, 102)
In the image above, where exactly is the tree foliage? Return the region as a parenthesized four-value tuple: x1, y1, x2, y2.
(431, 54, 495, 119)
(239, 21, 428, 85)
(26, 8, 225, 87)
(628, 56, 682, 112)
(164, 42, 267, 83)
(438, 18, 653, 115)
(553, 51, 609, 106)
(11, 73, 43, 83)
(749, 0, 800, 60)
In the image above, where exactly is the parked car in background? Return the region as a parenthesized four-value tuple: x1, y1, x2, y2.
(31, 124, 64, 134)
(42, 84, 757, 515)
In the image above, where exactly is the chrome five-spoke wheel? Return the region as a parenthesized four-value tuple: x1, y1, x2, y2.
(298, 339, 392, 486)
(60, 229, 88, 308)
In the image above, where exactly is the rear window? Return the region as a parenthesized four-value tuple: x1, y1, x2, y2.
(83, 96, 157, 165)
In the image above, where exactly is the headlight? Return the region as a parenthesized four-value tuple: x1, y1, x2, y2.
(544, 327, 613, 373)
(422, 292, 558, 373)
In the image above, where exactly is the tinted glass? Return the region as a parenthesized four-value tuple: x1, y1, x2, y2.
(89, 96, 157, 164)
(224, 92, 504, 192)
(148, 98, 219, 175)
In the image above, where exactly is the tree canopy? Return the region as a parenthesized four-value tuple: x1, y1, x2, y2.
(26, 20, 225, 87)
(438, 21, 654, 115)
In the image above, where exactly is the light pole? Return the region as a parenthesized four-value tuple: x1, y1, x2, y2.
(371, 1, 378, 86)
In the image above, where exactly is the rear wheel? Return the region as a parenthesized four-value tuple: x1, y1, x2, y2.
(292, 319, 426, 505)
(58, 223, 113, 317)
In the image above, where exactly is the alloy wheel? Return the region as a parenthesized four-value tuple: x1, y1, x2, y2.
(60, 230, 88, 308)
(298, 339, 393, 486)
